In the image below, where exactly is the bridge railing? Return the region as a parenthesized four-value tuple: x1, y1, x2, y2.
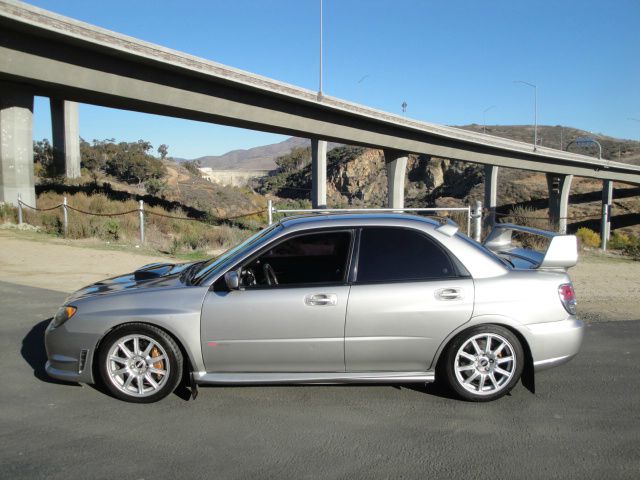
(267, 200, 479, 239)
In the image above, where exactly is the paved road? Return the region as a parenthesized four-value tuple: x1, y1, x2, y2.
(1, 280, 638, 479)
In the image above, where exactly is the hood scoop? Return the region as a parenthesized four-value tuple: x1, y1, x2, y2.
(133, 263, 175, 280)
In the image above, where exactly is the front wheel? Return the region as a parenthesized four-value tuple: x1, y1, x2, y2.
(98, 323, 183, 403)
(442, 325, 524, 402)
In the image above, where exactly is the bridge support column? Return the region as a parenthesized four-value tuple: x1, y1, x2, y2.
(484, 165, 499, 230)
(384, 150, 408, 209)
(546, 173, 573, 234)
(311, 139, 327, 208)
(50, 99, 81, 178)
(0, 85, 35, 207)
(601, 180, 613, 250)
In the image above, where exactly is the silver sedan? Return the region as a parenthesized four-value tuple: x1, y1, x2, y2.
(45, 214, 584, 403)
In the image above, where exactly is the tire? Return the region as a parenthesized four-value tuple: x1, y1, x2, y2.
(98, 323, 183, 403)
(442, 325, 524, 402)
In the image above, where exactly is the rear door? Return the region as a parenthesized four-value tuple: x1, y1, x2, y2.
(345, 227, 474, 372)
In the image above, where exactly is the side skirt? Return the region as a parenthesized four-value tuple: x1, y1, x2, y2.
(193, 371, 435, 385)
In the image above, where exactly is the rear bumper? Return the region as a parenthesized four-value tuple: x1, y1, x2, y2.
(525, 317, 584, 371)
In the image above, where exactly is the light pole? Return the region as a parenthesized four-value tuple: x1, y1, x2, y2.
(482, 105, 496, 134)
(318, 0, 323, 98)
(630, 118, 640, 140)
(566, 137, 603, 160)
(514, 80, 537, 150)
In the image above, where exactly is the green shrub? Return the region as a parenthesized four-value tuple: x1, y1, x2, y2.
(608, 231, 632, 250)
(623, 244, 640, 261)
(102, 219, 120, 241)
(0, 203, 17, 223)
(576, 227, 600, 248)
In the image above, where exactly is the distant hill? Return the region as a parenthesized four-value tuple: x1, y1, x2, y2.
(181, 125, 640, 172)
(186, 137, 341, 171)
(460, 124, 640, 165)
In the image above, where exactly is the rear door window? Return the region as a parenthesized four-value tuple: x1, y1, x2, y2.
(356, 227, 457, 283)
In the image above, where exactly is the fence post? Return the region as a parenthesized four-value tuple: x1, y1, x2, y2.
(17, 193, 23, 225)
(474, 200, 482, 242)
(267, 199, 273, 225)
(601, 203, 609, 251)
(139, 200, 145, 245)
(466, 206, 471, 237)
(63, 196, 68, 236)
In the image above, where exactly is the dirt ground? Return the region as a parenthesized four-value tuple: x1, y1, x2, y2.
(0, 229, 638, 322)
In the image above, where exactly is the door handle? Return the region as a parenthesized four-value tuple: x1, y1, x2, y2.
(304, 293, 338, 306)
(435, 288, 463, 301)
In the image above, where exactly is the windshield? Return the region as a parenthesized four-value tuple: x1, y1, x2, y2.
(191, 223, 283, 284)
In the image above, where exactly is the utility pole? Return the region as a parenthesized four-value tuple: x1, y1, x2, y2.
(515, 80, 537, 151)
(483, 105, 496, 134)
(630, 118, 640, 141)
(318, 0, 323, 99)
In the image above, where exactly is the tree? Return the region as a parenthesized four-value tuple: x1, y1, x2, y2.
(33, 139, 55, 177)
(105, 140, 166, 186)
(157, 144, 169, 160)
(182, 160, 202, 176)
(145, 177, 168, 197)
(275, 147, 311, 173)
(80, 138, 104, 183)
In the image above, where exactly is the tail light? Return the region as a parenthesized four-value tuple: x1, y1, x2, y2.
(558, 283, 577, 315)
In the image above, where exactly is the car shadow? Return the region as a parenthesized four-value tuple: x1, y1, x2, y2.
(402, 382, 462, 400)
(21, 319, 80, 386)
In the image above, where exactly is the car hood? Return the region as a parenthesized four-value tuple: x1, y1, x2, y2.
(65, 261, 198, 302)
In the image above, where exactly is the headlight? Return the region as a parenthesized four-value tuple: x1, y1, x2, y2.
(52, 306, 77, 328)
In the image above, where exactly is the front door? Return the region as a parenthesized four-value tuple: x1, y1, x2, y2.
(201, 230, 353, 372)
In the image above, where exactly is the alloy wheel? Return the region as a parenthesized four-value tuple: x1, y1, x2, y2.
(105, 334, 171, 398)
(453, 333, 516, 396)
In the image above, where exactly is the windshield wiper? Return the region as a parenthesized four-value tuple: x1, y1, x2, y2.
(181, 261, 205, 285)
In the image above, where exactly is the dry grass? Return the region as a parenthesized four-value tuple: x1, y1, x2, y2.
(500, 205, 552, 251)
(17, 192, 252, 255)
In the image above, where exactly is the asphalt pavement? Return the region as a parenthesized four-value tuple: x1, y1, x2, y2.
(0, 280, 638, 479)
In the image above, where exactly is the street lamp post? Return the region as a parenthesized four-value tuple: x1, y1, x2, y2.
(483, 105, 496, 134)
(515, 80, 537, 150)
(318, 0, 323, 98)
(630, 118, 640, 140)
(566, 137, 603, 160)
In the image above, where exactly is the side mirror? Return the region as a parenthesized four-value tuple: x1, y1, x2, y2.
(224, 271, 240, 290)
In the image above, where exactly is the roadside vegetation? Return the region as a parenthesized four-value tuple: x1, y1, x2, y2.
(1, 192, 252, 257)
(500, 205, 640, 260)
(7, 138, 271, 256)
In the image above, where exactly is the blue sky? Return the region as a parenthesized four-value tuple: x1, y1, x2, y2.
(28, 0, 640, 159)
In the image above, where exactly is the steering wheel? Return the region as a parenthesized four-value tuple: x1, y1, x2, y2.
(240, 267, 257, 286)
(263, 263, 279, 286)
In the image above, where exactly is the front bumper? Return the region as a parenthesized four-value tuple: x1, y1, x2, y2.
(525, 317, 584, 371)
(44, 319, 97, 384)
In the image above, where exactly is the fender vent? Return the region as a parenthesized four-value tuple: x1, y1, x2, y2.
(78, 349, 89, 373)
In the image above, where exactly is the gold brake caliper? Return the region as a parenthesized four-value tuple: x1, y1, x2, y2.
(151, 346, 164, 381)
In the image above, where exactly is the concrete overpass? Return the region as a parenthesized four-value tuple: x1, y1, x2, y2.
(1, 0, 639, 234)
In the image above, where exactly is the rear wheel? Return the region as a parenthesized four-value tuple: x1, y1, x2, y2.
(98, 323, 183, 403)
(443, 325, 523, 402)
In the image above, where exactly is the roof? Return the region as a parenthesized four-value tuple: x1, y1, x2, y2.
(278, 212, 443, 230)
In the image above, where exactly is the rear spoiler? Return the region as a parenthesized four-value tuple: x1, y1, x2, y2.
(483, 223, 578, 270)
